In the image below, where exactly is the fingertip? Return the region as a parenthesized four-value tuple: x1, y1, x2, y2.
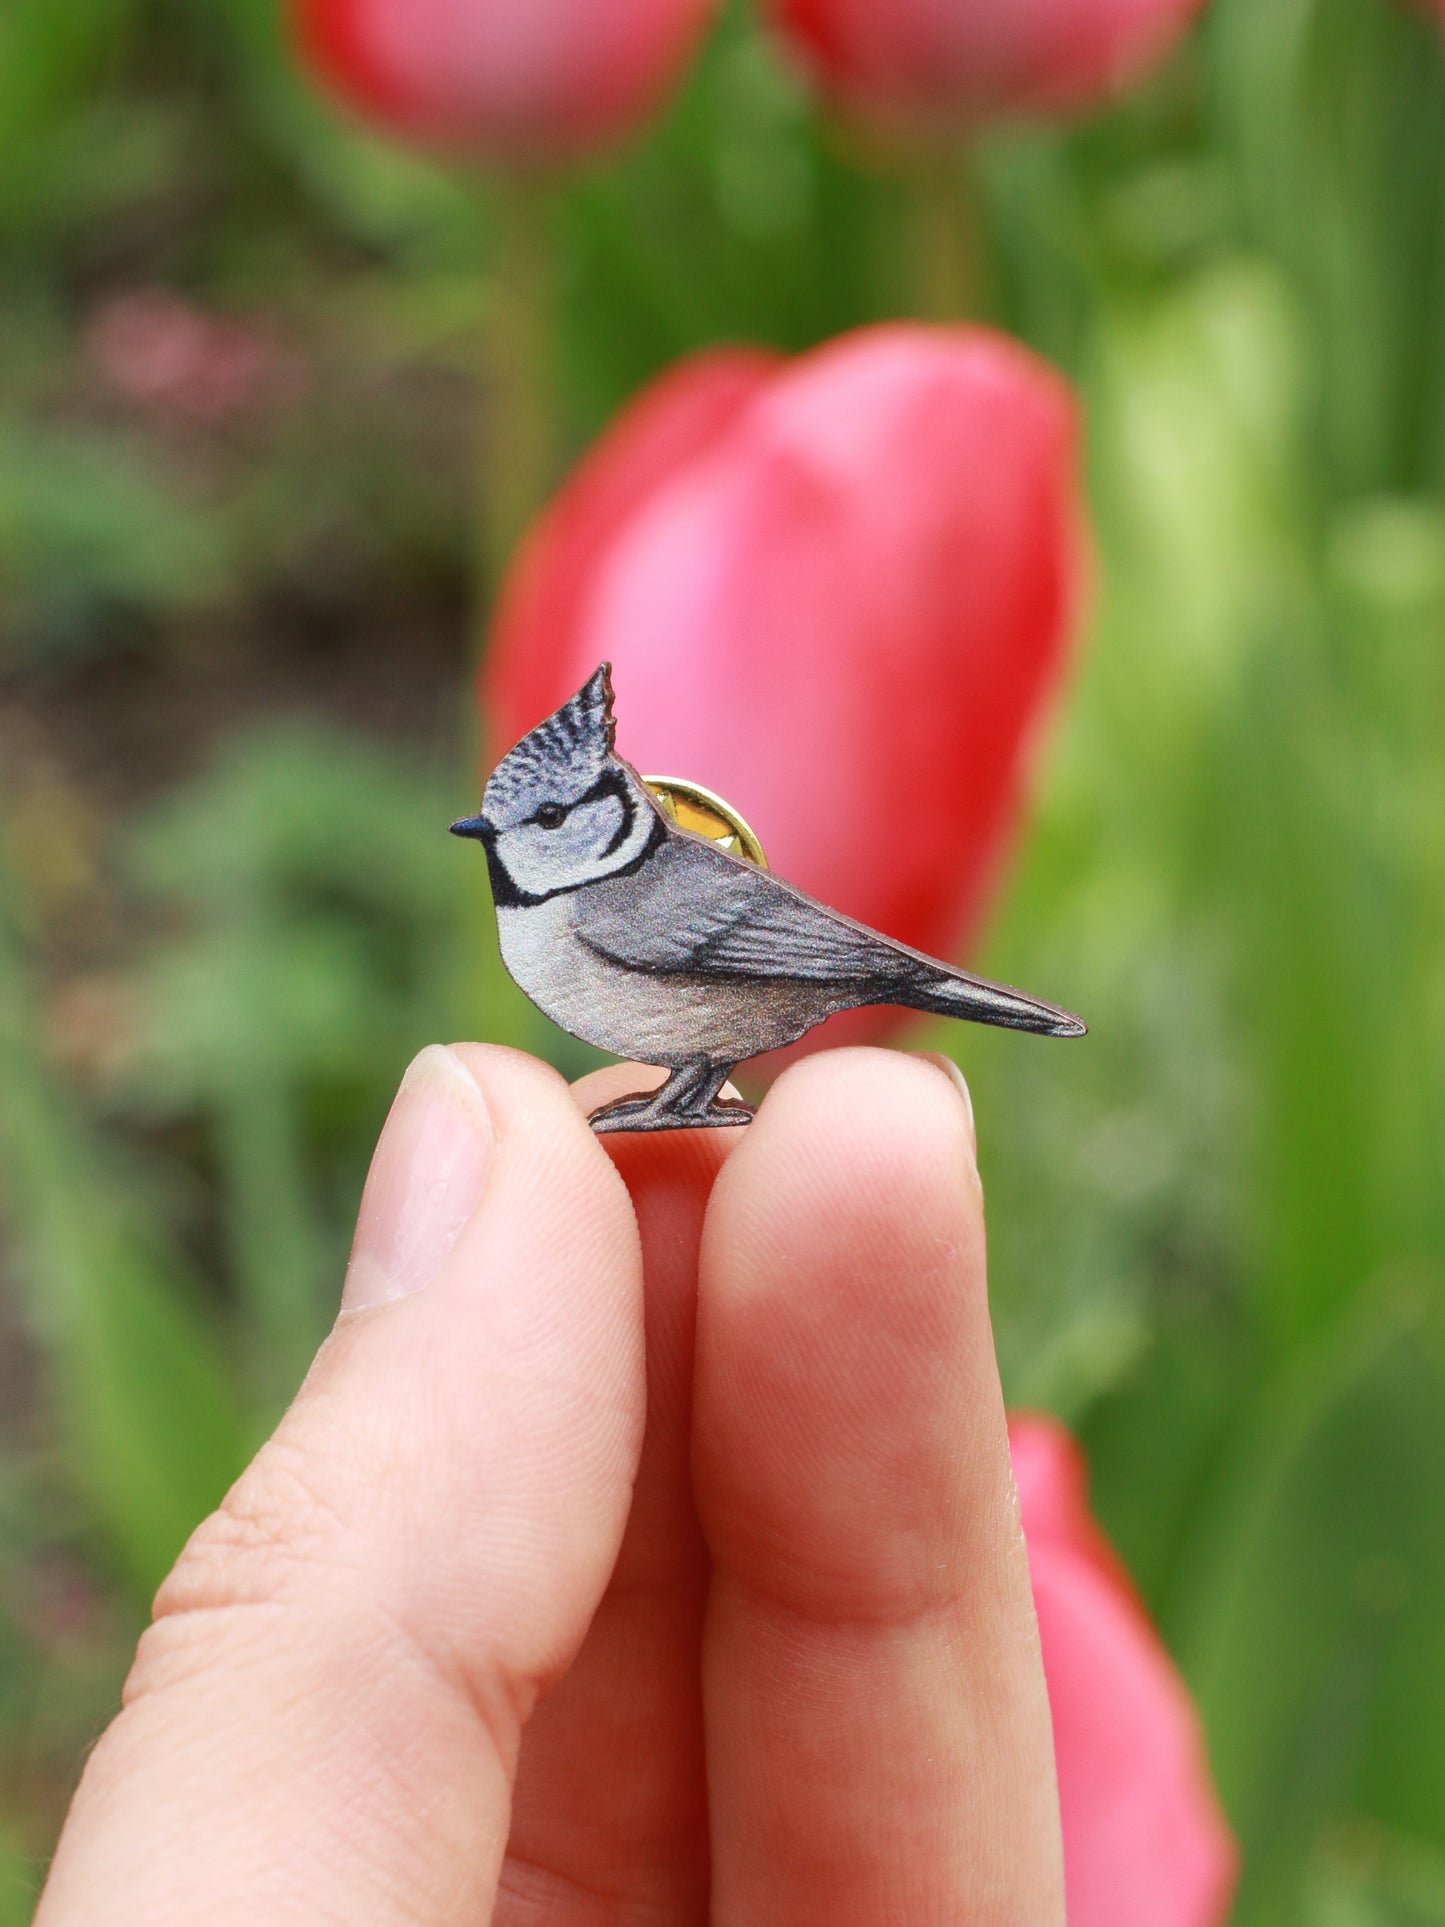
(447, 1039, 588, 1135)
(170, 1037, 650, 1659)
(758, 1044, 977, 1158)
(443, 1039, 645, 1285)
(695, 1048, 997, 1626)
(712, 1047, 983, 1288)
(343, 1045, 498, 1314)
(916, 1050, 977, 1162)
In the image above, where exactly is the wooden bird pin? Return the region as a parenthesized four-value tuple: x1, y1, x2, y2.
(451, 664, 1085, 1132)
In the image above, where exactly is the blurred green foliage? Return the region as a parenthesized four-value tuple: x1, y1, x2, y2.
(1, 0, 1443, 1916)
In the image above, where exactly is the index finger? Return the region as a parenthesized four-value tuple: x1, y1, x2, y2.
(693, 1048, 1066, 1924)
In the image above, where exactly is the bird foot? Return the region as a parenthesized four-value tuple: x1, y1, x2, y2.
(588, 1092, 754, 1135)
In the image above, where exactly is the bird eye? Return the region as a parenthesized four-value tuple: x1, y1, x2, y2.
(533, 803, 568, 830)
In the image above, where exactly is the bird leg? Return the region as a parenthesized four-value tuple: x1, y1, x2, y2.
(588, 1061, 752, 1134)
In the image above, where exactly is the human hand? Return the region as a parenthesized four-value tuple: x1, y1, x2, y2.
(37, 1045, 1065, 1924)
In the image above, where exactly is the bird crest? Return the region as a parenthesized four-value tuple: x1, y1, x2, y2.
(484, 663, 617, 820)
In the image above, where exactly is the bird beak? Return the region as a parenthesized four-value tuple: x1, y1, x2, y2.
(449, 813, 491, 842)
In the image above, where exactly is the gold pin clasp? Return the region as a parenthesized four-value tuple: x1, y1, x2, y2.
(643, 776, 768, 868)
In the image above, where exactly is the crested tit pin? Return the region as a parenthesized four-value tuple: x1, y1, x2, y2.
(451, 664, 1084, 1132)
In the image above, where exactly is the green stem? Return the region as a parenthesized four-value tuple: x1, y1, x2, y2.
(216, 1068, 328, 1417)
(467, 178, 564, 1042)
(909, 140, 992, 324)
(479, 171, 557, 646)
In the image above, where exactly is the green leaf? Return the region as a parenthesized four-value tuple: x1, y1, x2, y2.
(1174, 1278, 1445, 1921)
(1209, 0, 1445, 495)
(0, 425, 231, 665)
(52, 1229, 249, 1593)
(1302, 1827, 1445, 1927)
(0, 1815, 39, 1927)
(0, 885, 247, 1600)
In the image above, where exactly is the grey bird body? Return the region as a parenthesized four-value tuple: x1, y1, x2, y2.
(453, 664, 1084, 1132)
(497, 885, 827, 1066)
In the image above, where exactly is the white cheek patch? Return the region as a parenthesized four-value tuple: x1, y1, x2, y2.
(499, 793, 636, 898)
(498, 823, 576, 898)
(567, 794, 626, 861)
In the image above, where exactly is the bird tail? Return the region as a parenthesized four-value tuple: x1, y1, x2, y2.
(905, 965, 1086, 1038)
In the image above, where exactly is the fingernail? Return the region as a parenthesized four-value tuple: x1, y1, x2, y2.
(919, 1051, 977, 1161)
(343, 1046, 495, 1312)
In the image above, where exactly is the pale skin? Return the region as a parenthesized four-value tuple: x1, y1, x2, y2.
(36, 1046, 1066, 1925)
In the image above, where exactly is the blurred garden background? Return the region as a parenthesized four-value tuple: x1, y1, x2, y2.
(3, 0, 1445, 1919)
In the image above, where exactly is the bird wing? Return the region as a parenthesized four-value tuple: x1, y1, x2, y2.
(577, 834, 918, 985)
(576, 822, 1086, 1037)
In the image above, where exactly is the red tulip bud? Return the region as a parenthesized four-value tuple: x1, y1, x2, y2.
(294, 0, 717, 160)
(483, 324, 1085, 1050)
(1010, 1415, 1238, 1926)
(765, 0, 1208, 126)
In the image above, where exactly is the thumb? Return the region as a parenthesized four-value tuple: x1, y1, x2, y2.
(37, 1045, 645, 1927)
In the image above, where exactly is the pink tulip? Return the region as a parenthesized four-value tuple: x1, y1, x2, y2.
(1011, 1413, 1239, 1927)
(766, 0, 1209, 125)
(85, 291, 300, 427)
(294, 0, 717, 159)
(483, 324, 1085, 1051)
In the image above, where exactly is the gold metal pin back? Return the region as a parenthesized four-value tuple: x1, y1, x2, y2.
(643, 775, 768, 869)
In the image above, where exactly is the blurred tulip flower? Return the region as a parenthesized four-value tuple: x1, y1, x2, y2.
(294, 0, 717, 159)
(765, 0, 1208, 125)
(484, 324, 1084, 1039)
(86, 290, 300, 428)
(1011, 1414, 1238, 1927)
